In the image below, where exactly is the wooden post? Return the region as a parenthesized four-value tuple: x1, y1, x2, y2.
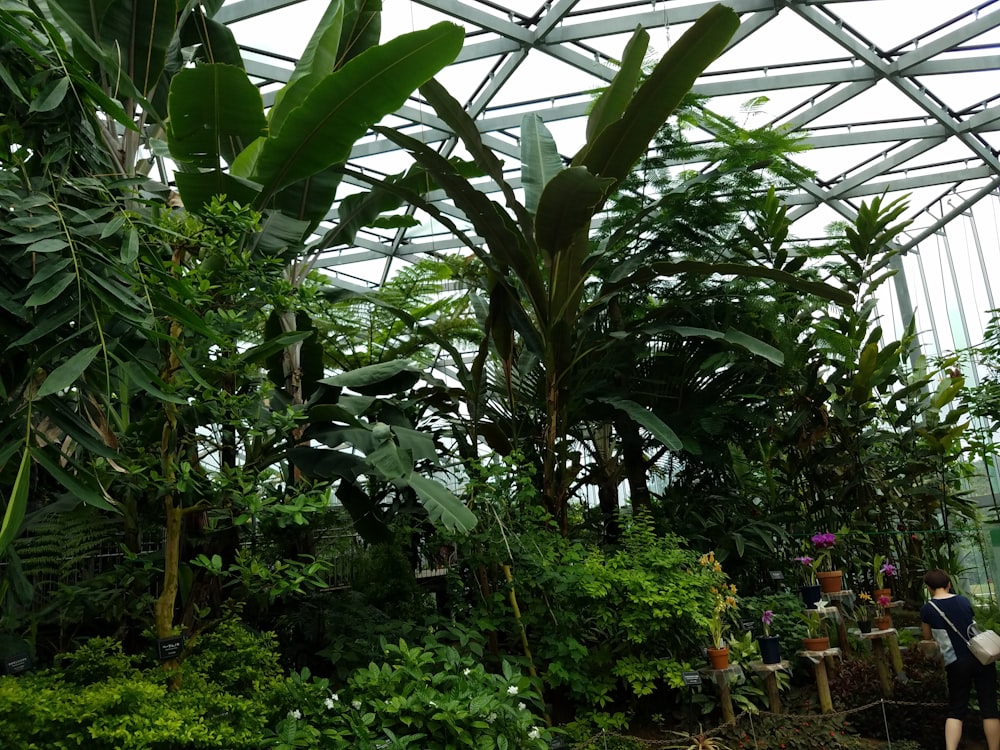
(886, 632, 905, 674)
(699, 666, 739, 722)
(813, 657, 834, 713)
(747, 661, 789, 713)
(798, 648, 839, 713)
(871, 637, 894, 696)
(825, 592, 853, 658)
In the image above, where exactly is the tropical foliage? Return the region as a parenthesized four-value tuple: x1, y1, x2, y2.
(0, 0, 992, 746)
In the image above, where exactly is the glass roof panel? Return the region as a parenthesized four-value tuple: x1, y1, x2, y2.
(218, 0, 1000, 297)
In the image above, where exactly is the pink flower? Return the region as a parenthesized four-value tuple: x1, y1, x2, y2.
(877, 594, 891, 608)
(811, 532, 836, 549)
(794, 556, 814, 566)
(880, 562, 897, 578)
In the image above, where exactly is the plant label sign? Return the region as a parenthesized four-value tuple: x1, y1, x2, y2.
(769, 570, 784, 582)
(3, 652, 31, 676)
(681, 671, 702, 687)
(740, 620, 756, 632)
(157, 636, 184, 661)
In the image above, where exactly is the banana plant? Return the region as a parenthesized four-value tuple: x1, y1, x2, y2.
(378, 5, 853, 532)
(163, 2, 472, 538)
(43, 0, 243, 177)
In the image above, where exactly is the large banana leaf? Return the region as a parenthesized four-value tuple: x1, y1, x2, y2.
(167, 64, 266, 168)
(574, 4, 739, 188)
(269, 0, 346, 132)
(231, 22, 464, 203)
(48, 0, 176, 111)
(520, 114, 563, 215)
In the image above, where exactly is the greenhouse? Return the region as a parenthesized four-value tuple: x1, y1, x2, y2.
(5, 0, 1000, 747)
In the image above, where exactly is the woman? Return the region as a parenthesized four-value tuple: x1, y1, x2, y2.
(920, 568, 1000, 750)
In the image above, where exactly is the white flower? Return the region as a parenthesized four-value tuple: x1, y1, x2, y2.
(288, 709, 302, 720)
(528, 727, 541, 740)
(429, 700, 437, 707)
(486, 712, 497, 724)
(330, 693, 339, 702)
(463, 668, 471, 676)
(324, 698, 336, 709)
(351, 699, 362, 710)
(518, 702, 526, 711)
(507, 685, 518, 695)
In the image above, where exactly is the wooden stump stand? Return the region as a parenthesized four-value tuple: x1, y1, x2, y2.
(796, 647, 842, 713)
(747, 660, 790, 712)
(858, 628, 904, 696)
(698, 663, 744, 722)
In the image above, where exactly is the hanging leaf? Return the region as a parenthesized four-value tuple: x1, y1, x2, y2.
(35, 345, 101, 398)
(407, 473, 477, 533)
(29, 76, 70, 112)
(0, 449, 31, 559)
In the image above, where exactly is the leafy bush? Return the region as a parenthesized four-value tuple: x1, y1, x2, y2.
(0, 670, 270, 749)
(263, 635, 551, 749)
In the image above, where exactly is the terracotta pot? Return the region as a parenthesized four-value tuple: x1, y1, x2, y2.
(707, 645, 730, 670)
(801, 636, 830, 652)
(800, 583, 823, 609)
(759, 635, 782, 664)
(874, 587, 892, 603)
(816, 570, 843, 593)
(858, 620, 873, 634)
(873, 615, 893, 631)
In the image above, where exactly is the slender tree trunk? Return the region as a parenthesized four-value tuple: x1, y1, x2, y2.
(618, 417, 651, 515)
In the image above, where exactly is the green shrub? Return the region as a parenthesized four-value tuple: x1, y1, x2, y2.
(0, 670, 269, 749)
(263, 635, 552, 749)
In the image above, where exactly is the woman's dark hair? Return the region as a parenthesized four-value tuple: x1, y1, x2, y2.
(924, 569, 951, 590)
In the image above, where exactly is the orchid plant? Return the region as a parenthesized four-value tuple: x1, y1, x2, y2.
(852, 592, 873, 621)
(810, 532, 837, 572)
(793, 555, 817, 586)
(873, 554, 897, 589)
(875, 593, 892, 616)
(699, 551, 738, 648)
(761, 610, 774, 637)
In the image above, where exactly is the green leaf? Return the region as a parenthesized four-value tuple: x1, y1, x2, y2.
(29, 448, 120, 513)
(0, 449, 31, 559)
(35, 345, 101, 398)
(25, 273, 76, 307)
(520, 114, 563, 215)
(575, 4, 739, 187)
(234, 22, 464, 202)
(99, 0, 176, 101)
(320, 360, 420, 395)
(29, 76, 70, 112)
(121, 227, 138, 263)
(534, 166, 612, 256)
(586, 26, 647, 143)
(598, 396, 683, 451)
(723, 327, 784, 365)
(25, 238, 69, 253)
(269, 0, 346, 132)
(407, 472, 477, 533)
(168, 64, 266, 168)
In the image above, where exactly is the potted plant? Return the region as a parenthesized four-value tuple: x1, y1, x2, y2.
(811, 532, 843, 593)
(852, 592, 874, 633)
(758, 610, 782, 664)
(800, 609, 830, 652)
(872, 554, 897, 601)
(700, 552, 737, 669)
(873, 593, 893, 631)
(793, 554, 822, 609)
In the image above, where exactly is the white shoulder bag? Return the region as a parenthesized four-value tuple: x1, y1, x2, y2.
(929, 599, 1000, 666)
